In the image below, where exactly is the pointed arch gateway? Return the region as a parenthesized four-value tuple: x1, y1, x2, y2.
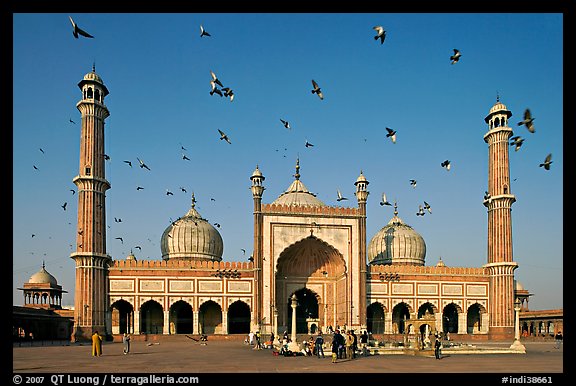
(275, 235, 347, 333)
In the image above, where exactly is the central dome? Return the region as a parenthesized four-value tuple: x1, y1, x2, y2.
(271, 158, 326, 206)
(368, 207, 426, 266)
(28, 263, 58, 285)
(160, 195, 223, 261)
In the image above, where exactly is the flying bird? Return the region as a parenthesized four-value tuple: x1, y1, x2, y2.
(416, 205, 426, 216)
(39, 148, 45, 154)
(450, 49, 461, 64)
(218, 129, 231, 144)
(280, 119, 291, 130)
(137, 157, 151, 170)
(409, 180, 417, 188)
(136, 186, 144, 190)
(311, 80, 324, 100)
(180, 187, 187, 193)
(200, 24, 211, 37)
(539, 153, 552, 170)
(182, 154, 190, 161)
(69, 118, 76, 124)
(214, 223, 221, 228)
(510, 136, 525, 152)
(222, 87, 234, 101)
(210, 70, 223, 88)
(373, 26, 386, 44)
(33, 165, 39, 170)
(62, 202, 67, 211)
(241, 248, 246, 255)
(114, 217, 122, 223)
(103, 154, 110, 161)
(134, 246, 142, 251)
(209, 81, 223, 97)
(115, 237, 123, 244)
(305, 140, 314, 148)
(336, 189, 348, 202)
(484, 191, 491, 200)
(380, 192, 392, 206)
(385, 127, 397, 143)
(423, 201, 432, 214)
(441, 160, 451, 171)
(123, 160, 132, 167)
(69, 16, 94, 39)
(517, 108, 536, 133)
(166, 190, 174, 196)
(70, 189, 76, 195)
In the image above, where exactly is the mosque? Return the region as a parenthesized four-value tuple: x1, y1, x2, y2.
(18, 67, 539, 343)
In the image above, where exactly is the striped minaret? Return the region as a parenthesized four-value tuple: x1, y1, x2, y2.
(354, 171, 369, 329)
(70, 66, 112, 341)
(250, 165, 265, 332)
(483, 97, 518, 340)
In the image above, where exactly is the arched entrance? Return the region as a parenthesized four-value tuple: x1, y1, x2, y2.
(228, 301, 251, 334)
(140, 300, 163, 334)
(392, 302, 411, 334)
(111, 299, 134, 335)
(199, 300, 222, 334)
(275, 235, 347, 332)
(443, 303, 459, 334)
(169, 300, 193, 334)
(467, 303, 485, 334)
(287, 288, 319, 334)
(367, 302, 385, 334)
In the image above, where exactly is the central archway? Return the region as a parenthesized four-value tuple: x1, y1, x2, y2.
(287, 288, 319, 334)
(275, 235, 347, 331)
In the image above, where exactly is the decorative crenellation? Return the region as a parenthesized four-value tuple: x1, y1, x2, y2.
(113, 259, 253, 270)
(368, 264, 488, 276)
(263, 203, 360, 216)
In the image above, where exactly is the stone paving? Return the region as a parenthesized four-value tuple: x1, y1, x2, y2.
(13, 339, 565, 381)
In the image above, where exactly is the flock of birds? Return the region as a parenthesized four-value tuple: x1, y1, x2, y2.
(25, 17, 556, 268)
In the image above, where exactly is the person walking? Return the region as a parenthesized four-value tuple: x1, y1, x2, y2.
(434, 335, 442, 359)
(345, 331, 354, 360)
(122, 333, 131, 354)
(330, 334, 339, 363)
(92, 331, 103, 357)
(315, 332, 325, 358)
(554, 331, 563, 349)
(360, 330, 369, 356)
(249, 331, 255, 347)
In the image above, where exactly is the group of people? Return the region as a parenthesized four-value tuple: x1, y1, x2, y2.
(91, 331, 131, 357)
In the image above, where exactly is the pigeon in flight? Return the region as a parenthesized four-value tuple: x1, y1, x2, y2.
(214, 223, 221, 228)
(200, 25, 211, 37)
(103, 154, 110, 161)
(484, 191, 491, 200)
(380, 192, 392, 206)
(210, 70, 223, 88)
(450, 49, 461, 64)
(218, 129, 231, 144)
(280, 119, 291, 130)
(210, 81, 223, 97)
(62, 202, 67, 211)
(166, 190, 174, 196)
(180, 187, 187, 193)
(305, 140, 314, 148)
(311, 80, 324, 100)
(134, 246, 142, 251)
(39, 148, 45, 154)
(69, 16, 94, 39)
(336, 189, 348, 202)
(539, 153, 552, 170)
(114, 217, 122, 223)
(137, 157, 151, 170)
(441, 160, 451, 171)
(409, 179, 417, 188)
(70, 189, 76, 195)
(33, 165, 39, 170)
(416, 205, 425, 216)
(182, 154, 190, 161)
(115, 237, 123, 244)
(510, 136, 525, 152)
(517, 109, 536, 133)
(123, 160, 132, 167)
(222, 87, 235, 102)
(423, 201, 432, 214)
(385, 127, 397, 143)
(136, 186, 144, 190)
(373, 26, 386, 44)
(69, 118, 76, 124)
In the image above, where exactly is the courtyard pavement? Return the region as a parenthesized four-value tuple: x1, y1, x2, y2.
(12, 338, 566, 382)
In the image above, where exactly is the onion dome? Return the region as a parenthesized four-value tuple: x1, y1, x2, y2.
(436, 256, 446, 267)
(78, 64, 109, 96)
(368, 204, 426, 265)
(28, 262, 58, 285)
(484, 95, 512, 123)
(160, 193, 223, 261)
(272, 158, 326, 206)
(126, 251, 137, 261)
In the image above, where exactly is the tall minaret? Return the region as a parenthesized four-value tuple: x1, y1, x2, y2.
(483, 97, 518, 340)
(250, 165, 265, 331)
(354, 171, 369, 328)
(70, 66, 112, 341)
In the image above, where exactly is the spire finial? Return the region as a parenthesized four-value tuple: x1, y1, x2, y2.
(294, 158, 300, 180)
(191, 192, 196, 208)
(393, 201, 398, 216)
(92, 61, 96, 73)
(42, 260, 45, 269)
(496, 91, 500, 103)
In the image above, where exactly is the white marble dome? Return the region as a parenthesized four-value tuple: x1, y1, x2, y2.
(28, 264, 58, 285)
(368, 210, 426, 266)
(160, 195, 223, 261)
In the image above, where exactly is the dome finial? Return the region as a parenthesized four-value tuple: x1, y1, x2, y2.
(191, 192, 196, 208)
(92, 61, 96, 73)
(294, 158, 300, 180)
(42, 260, 45, 270)
(496, 91, 500, 103)
(393, 201, 398, 216)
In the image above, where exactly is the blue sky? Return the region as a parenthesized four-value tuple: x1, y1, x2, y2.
(12, 13, 563, 311)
